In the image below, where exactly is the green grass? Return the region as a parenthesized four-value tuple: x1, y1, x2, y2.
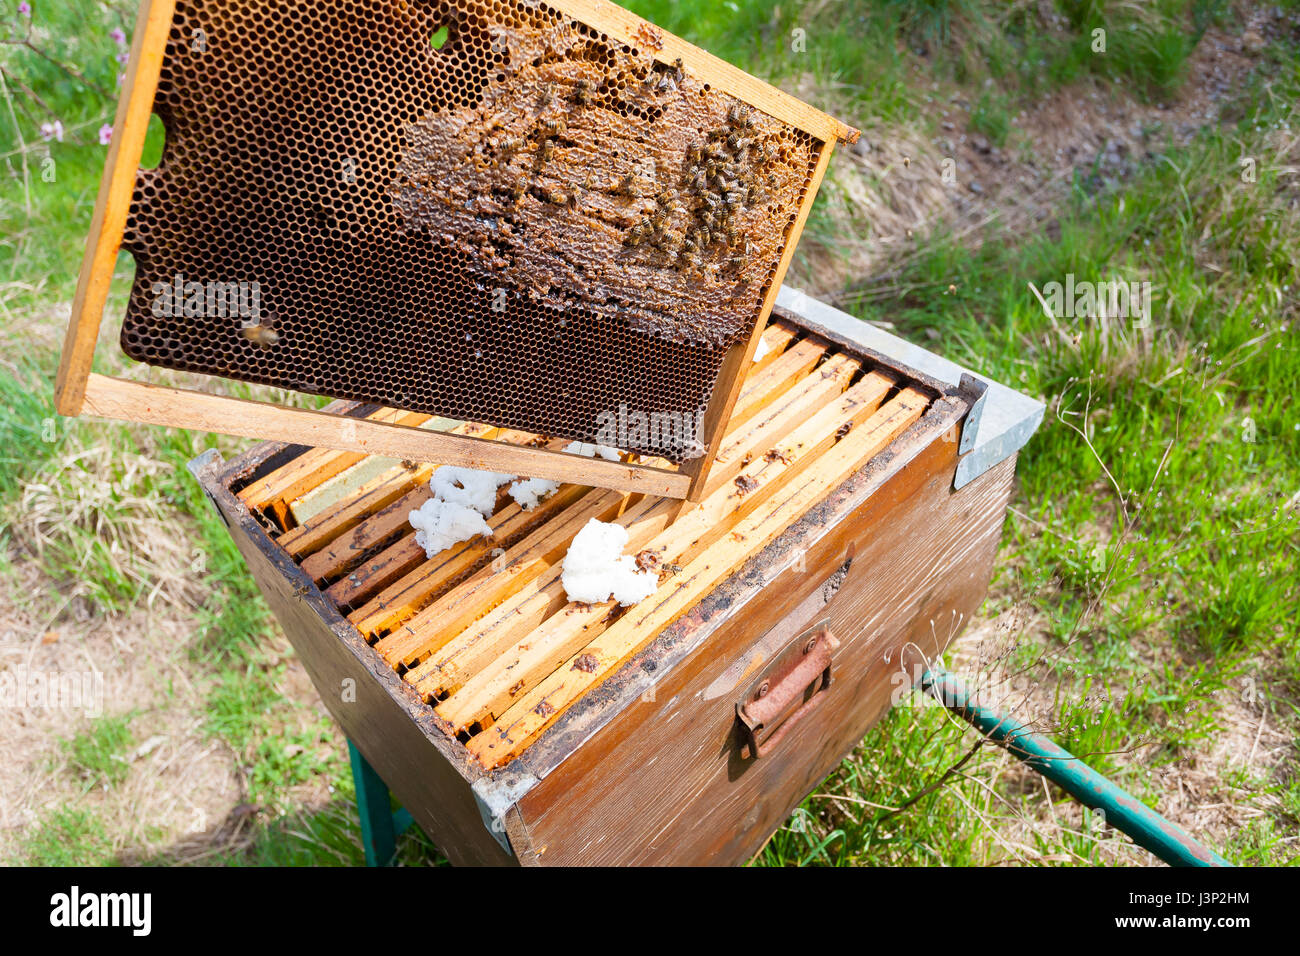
(21, 807, 117, 866)
(59, 712, 135, 789)
(3, 0, 1298, 866)
(754, 40, 1300, 866)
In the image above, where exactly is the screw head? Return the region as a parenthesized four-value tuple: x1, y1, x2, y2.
(756, 680, 770, 698)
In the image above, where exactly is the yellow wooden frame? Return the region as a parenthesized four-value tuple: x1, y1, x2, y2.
(54, 0, 857, 501)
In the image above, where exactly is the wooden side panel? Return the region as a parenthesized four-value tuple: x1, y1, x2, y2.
(85, 374, 689, 496)
(514, 446, 1017, 866)
(55, 0, 176, 414)
(681, 138, 838, 501)
(195, 458, 516, 867)
(550, 0, 858, 145)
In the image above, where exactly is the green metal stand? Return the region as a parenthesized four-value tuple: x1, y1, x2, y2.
(920, 668, 1231, 867)
(348, 739, 414, 867)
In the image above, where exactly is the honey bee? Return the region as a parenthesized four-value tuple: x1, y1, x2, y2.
(508, 180, 527, 201)
(728, 254, 746, 271)
(699, 210, 716, 229)
(537, 83, 554, 107)
(725, 224, 739, 246)
(697, 226, 712, 246)
(726, 131, 745, 150)
(672, 56, 684, 83)
(625, 217, 652, 245)
(573, 79, 594, 106)
(613, 174, 640, 197)
(542, 187, 567, 204)
(678, 250, 700, 270)
(686, 143, 704, 164)
(687, 172, 707, 194)
(540, 117, 566, 137)
(708, 127, 728, 142)
(538, 139, 555, 163)
(240, 321, 279, 347)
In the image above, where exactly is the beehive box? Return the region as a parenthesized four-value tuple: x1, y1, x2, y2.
(190, 298, 1035, 865)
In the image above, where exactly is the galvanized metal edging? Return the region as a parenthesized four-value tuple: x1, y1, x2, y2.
(776, 286, 1045, 489)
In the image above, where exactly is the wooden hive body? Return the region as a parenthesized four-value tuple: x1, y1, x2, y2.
(192, 304, 1020, 865)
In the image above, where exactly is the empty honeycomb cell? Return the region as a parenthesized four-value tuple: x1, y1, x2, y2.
(119, 0, 824, 463)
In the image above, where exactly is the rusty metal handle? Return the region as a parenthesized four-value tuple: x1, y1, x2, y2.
(737, 628, 837, 759)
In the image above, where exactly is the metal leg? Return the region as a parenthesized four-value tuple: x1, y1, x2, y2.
(348, 739, 414, 867)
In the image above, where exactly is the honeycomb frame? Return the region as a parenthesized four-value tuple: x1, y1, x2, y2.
(56, 0, 858, 501)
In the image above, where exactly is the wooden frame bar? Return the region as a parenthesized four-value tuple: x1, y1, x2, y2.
(55, 0, 857, 502)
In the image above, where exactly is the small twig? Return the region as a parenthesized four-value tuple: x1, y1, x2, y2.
(15, 38, 112, 99)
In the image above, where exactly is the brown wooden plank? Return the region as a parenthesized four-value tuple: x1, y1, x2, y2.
(437, 380, 922, 734)
(702, 357, 882, 499)
(237, 407, 436, 512)
(344, 482, 590, 635)
(301, 484, 435, 585)
(324, 534, 428, 610)
(79, 374, 692, 498)
(469, 387, 932, 765)
(749, 321, 799, 375)
(727, 336, 829, 430)
(548, 0, 858, 145)
(279, 462, 435, 559)
(680, 138, 839, 501)
(405, 493, 664, 702)
(374, 487, 630, 669)
(54, 0, 177, 415)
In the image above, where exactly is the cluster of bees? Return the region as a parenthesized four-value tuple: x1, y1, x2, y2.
(490, 78, 600, 207)
(482, 58, 779, 282)
(624, 102, 774, 276)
